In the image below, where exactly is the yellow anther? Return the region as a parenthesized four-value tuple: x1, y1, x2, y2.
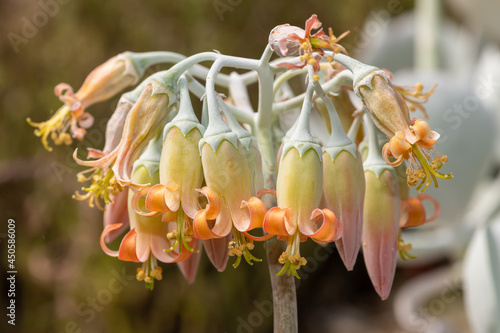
(167, 230, 179, 240)
(136, 268, 146, 281)
(246, 242, 255, 250)
(228, 240, 237, 249)
(307, 58, 316, 66)
(313, 75, 320, 82)
(408, 103, 416, 111)
(77, 174, 87, 183)
(144, 276, 152, 284)
(415, 82, 424, 92)
(301, 42, 309, 50)
(278, 252, 288, 264)
(150, 267, 163, 281)
(327, 55, 334, 63)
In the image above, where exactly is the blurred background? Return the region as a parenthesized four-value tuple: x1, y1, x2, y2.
(1, 0, 499, 332)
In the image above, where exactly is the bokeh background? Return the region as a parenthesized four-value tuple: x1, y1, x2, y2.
(1, 0, 499, 332)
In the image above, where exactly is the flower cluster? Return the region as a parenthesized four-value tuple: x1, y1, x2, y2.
(30, 15, 451, 299)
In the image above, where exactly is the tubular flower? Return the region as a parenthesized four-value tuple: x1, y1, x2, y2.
(131, 125, 204, 255)
(362, 168, 401, 300)
(357, 71, 452, 192)
(323, 148, 365, 271)
(194, 139, 267, 240)
(263, 147, 343, 278)
(28, 53, 140, 150)
(273, 14, 349, 73)
(100, 165, 195, 290)
(72, 80, 173, 208)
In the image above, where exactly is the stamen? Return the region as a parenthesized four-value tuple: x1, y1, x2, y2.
(276, 232, 306, 278)
(398, 231, 416, 260)
(228, 229, 262, 268)
(164, 209, 198, 254)
(73, 168, 121, 209)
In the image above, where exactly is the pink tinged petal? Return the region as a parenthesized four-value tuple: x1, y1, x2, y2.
(305, 14, 322, 35)
(323, 151, 365, 270)
(149, 219, 185, 263)
(203, 234, 231, 272)
(78, 112, 94, 129)
(181, 190, 201, 220)
(74, 54, 138, 108)
(100, 223, 123, 257)
(134, 220, 152, 262)
(164, 182, 181, 212)
(100, 101, 133, 156)
(362, 170, 401, 300)
(103, 191, 129, 243)
(276, 60, 307, 70)
(113, 83, 170, 187)
(176, 240, 202, 284)
(268, 24, 305, 57)
(87, 148, 106, 159)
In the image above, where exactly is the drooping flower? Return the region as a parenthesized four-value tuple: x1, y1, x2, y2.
(194, 140, 267, 239)
(28, 53, 140, 150)
(264, 146, 343, 278)
(323, 148, 365, 270)
(362, 167, 401, 300)
(131, 76, 205, 254)
(355, 70, 452, 192)
(72, 80, 173, 208)
(131, 76, 231, 272)
(100, 164, 195, 290)
(272, 14, 349, 73)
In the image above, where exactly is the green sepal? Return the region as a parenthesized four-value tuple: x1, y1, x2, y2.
(281, 139, 322, 162)
(199, 131, 239, 153)
(323, 142, 359, 162)
(363, 162, 396, 179)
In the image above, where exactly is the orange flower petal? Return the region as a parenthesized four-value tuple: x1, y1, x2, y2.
(389, 132, 412, 158)
(131, 186, 162, 217)
(118, 228, 141, 262)
(193, 187, 231, 239)
(145, 184, 173, 213)
(400, 197, 425, 228)
(418, 194, 440, 223)
(302, 208, 343, 243)
(197, 186, 221, 220)
(231, 196, 267, 232)
(382, 142, 404, 167)
(100, 223, 122, 257)
(263, 207, 293, 236)
(412, 119, 431, 141)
